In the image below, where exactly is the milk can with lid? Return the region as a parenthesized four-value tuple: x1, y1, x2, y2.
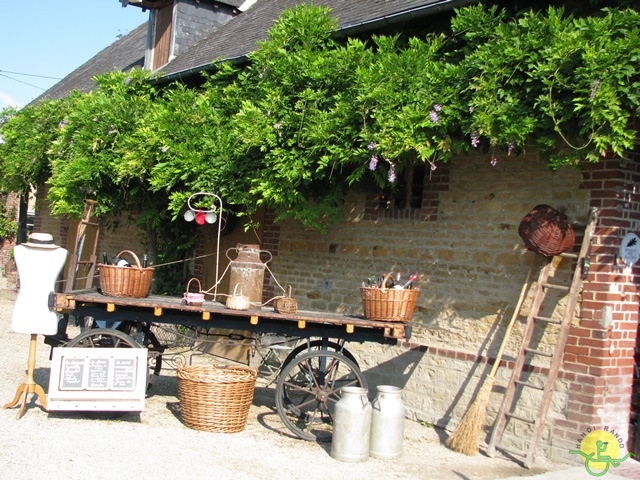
(370, 385, 405, 459)
(330, 386, 372, 462)
(226, 244, 272, 304)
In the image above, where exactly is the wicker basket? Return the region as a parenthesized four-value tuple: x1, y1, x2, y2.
(98, 250, 154, 298)
(361, 284, 419, 322)
(177, 364, 257, 433)
(226, 284, 251, 311)
(183, 277, 205, 306)
(518, 204, 575, 257)
(274, 285, 298, 314)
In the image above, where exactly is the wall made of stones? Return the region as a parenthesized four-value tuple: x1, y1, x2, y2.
(270, 152, 591, 358)
(267, 151, 595, 464)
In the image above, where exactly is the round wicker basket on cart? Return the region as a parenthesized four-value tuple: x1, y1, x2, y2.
(98, 250, 154, 298)
(177, 364, 257, 433)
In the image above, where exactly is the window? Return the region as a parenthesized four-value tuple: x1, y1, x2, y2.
(379, 162, 425, 210)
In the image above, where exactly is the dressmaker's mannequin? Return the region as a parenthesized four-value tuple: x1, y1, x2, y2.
(4, 233, 67, 418)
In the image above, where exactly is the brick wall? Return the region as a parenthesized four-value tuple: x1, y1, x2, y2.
(549, 156, 640, 462)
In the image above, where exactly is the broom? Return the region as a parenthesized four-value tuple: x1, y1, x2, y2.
(446, 266, 532, 455)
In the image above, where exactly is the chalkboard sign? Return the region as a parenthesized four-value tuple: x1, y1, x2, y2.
(48, 348, 147, 412)
(60, 357, 85, 390)
(113, 359, 136, 390)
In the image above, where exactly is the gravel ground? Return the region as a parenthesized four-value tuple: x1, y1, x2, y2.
(0, 293, 571, 480)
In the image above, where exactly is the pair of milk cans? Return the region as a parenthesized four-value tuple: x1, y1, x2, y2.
(330, 385, 405, 462)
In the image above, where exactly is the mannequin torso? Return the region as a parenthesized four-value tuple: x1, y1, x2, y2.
(11, 245, 68, 335)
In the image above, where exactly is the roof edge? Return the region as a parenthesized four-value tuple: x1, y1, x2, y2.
(152, 0, 477, 85)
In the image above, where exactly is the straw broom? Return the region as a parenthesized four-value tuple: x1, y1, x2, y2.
(446, 267, 532, 456)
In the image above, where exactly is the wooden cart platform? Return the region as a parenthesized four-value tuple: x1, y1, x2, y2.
(49, 288, 411, 343)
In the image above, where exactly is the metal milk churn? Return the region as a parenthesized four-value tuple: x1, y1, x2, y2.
(226, 244, 272, 304)
(370, 385, 405, 459)
(330, 386, 372, 462)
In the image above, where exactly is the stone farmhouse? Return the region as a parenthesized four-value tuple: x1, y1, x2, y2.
(14, 0, 640, 467)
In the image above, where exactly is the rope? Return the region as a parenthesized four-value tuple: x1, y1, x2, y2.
(57, 250, 296, 308)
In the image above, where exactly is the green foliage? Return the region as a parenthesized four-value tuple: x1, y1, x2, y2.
(47, 69, 157, 218)
(453, 5, 640, 165)
(0, 194, 16, 241)
(0, 3, 639, 239)
(0, 100, 72, 195)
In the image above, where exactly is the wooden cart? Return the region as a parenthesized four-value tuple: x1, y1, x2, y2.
(49, 289, 411, 440)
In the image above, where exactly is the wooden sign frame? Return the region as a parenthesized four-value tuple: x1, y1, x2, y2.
(47, 347, 147, 412)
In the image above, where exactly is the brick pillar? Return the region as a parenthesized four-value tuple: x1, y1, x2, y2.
(553, 156, 640, 459)
(262, 207, 280, 302)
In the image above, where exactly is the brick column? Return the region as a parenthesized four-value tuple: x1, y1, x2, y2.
(552, 156, 640, 459)
(261, 207, 280, 302)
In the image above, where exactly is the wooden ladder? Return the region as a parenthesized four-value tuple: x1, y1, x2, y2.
(487, 207, 598, 468)
(65, 200, 100, 292)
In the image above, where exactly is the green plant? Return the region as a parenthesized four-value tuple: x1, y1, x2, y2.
(0, 3, 639, 240)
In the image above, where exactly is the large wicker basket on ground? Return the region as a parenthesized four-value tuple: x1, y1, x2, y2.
(360, 286, 419, 322)
(177, 364, 257, 433)
(98, 250, 154, 298)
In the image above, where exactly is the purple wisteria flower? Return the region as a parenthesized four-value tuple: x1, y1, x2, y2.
(430, 163, 437, 171)
(369, 155, 378, 171)
(429, 110, 439, 124)
(273, 123, 282, 130)
(470, 130, 480, 148)
(388, 163, 396, 183)
(433, 104, 442, 112)
(58, 120, 67, 129)
(367, 141, 377, 151)
(507, 140, 515, 156)
(125, 77, 132, 86)
(107, 125, 115, 135)
(161, 146, 168, 153)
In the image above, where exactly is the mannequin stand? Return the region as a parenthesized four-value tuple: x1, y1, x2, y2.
(3, 334, 47, 419)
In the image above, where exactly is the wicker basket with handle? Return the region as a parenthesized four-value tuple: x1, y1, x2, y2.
(98, 250, 154, 298)
(183, 277, 205, 306)
(274, 285, 298, 314)
(226, 284, 251, 311)
(177, 364, 257, 432)
(360, 274, 418, 322)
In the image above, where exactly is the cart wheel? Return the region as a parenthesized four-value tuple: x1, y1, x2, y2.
(275, 350, 367, 441)
(66, 328, 142, 349)
(281, 340, 358, 370)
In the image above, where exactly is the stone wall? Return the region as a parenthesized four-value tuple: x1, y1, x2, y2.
(264, 150, 640, 465)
